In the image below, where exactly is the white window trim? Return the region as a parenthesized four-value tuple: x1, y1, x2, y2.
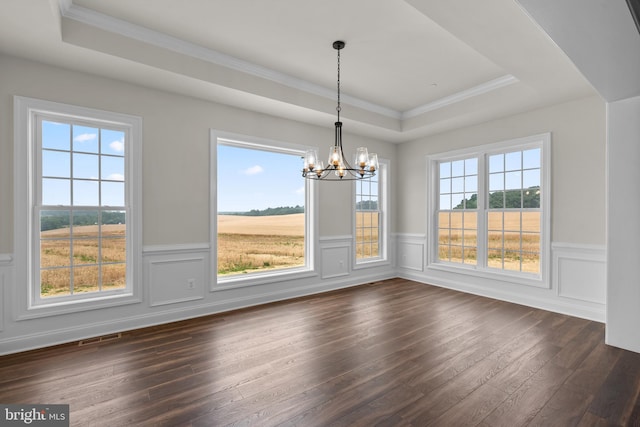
(353, 158, 390, 269)
(210, 130, 318, 290)
(426, 133, 551, 288)
(14, 96, 142, 319)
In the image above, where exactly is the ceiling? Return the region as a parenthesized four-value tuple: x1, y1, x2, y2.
(0, 0, 602, 142)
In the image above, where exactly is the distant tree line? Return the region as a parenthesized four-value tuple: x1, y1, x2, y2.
(222, 205, 304, 216)
(356, 200, 379, 211)
(40, 210, 125, 231)
(454, 187, 540, 209)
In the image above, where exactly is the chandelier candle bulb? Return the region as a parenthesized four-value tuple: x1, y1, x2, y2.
(369, 153, 379, 172)
(356, 147, 369, 168)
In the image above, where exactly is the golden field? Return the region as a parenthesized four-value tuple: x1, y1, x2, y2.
(438, 211, 541, 272)
(40, 224, 126, 297)
(218, 214, 305, 275)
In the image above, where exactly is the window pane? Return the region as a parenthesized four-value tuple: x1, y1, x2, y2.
(101, 129, 125, 156)
(42, 178, 70, 205)
(217, 144, 306, 275)
(103, 264, 126, 290)
(488, 211, 503, 231)
(465, 175, 478, 192)
(41, 239, 70, 268)
(505, 171, 521, 190)
(102, 156, 125, 181)
(73, 153, 99, 179)
(41, 210, 70, 236)
(522, 212, 541, 232)
(41, 268, 71, 297)
(451, 177, 464, 193)
(464, 193, 478, 209)
(463, 248, 477, 265)
(440, 162, 451, 178)
(523, 253, 540, 274)
(73, 266, 100, 293)
(503, 251, 522, 271)
(463, 211, 477, 230)
(440, 178, 451, 194)
(440, 194, 451, 210)
(73, 180, 99, 205)
(42, 121, 70, 150)
(439, 212, 450, 229)
(438, 228, 450, 245)
(504, 190, 523, 208)
(102, 237, 126, 263)
(451, 160, 464, 177)
(42, 150, 70, 178)
(452, 194, 465, 209)
(102, 181, 125, 206)
(465, 158, 478, 175)
(487, 249, 503, 269)
(523, 148, 541, 169)
(450, 212, 462, 230)
(73, 125, 99, 153)
(73, 239, 99, 265)
(504, 212, 521, 231)
(523, 169, 540, 189)
(489, 173, 504, 192)
(505, 151, 521, 171)
(489, 191, 504, 209)
(489, 154, 504, 173)
(522, 232, 540, 254)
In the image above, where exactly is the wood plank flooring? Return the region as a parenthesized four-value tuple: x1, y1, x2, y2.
(1, 278, 640, 426)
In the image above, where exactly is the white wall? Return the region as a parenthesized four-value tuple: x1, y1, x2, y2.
(0, 54, 396, 354)
(606, 95, 640, 353)
(395, 95, 607, 321)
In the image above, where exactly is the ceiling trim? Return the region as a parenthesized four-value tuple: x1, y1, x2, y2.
(57, 0, 519, 124)
(401, 74, 519, 119)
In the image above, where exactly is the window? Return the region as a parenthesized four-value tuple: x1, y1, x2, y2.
(429, 134, 550, 285)
(15, 97, 141, 314)
(355, 160, 388, 264)
(213, 132, 314, 285)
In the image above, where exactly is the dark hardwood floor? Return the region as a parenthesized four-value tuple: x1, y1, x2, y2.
(1, 278, 640, 426)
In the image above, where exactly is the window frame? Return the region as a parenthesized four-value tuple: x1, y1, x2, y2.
(211, 130, 317, 290)
(426, 133, 551, 288)
(353, 158, 389, 268)
(14, 96, 142, 319)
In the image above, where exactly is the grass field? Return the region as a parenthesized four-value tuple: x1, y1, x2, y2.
(218, 214, 305, 275)
(439, 211, 541, 272)
(40, 224, 126, 297)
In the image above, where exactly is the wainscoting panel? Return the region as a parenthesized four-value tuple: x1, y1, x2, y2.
(144, 246, 208, 307)
(553, 243, 606, 305)
(396, 234, 425, 271)
(320, 237, 351, 279)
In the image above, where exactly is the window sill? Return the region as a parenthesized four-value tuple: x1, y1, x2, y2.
(353, 258, 390, 270)
(214, 267, 318, 291)
(17, 291, 141, 321)
(427, 262, 548, 289)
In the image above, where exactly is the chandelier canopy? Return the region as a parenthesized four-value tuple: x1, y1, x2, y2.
(302, 41, 378, 181)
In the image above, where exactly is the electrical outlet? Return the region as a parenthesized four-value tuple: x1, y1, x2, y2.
(187, 278, 195, 290)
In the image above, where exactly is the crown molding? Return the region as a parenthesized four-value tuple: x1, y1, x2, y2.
(402, 75, 519, 119)
(58, 1, 519, 124)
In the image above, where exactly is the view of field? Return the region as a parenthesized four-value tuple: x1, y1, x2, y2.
(218, 213, 305, 275)
(355, 211, 380, 259)
(40, 224, 126, 297)
(439, 211, 540, 273)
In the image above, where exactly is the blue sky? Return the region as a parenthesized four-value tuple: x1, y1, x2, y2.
(41, 120, 125, 207)
(217, 144, 305, 212)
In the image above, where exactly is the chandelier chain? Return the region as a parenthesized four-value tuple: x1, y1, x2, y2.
(336, 47, 341, 119)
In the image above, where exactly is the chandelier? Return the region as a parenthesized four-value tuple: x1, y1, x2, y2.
(302, 41, 378, 180)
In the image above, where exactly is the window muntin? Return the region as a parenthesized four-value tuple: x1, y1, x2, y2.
(216, 139, 310, 280)
(37, 118, 128, 300)
(437, 158, 478, 265)
(429, 134, 549, 284)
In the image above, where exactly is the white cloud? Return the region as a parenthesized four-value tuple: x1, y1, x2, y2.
(108, 173, 125, 181)
(242, 165, 264, 176)
(109, 139, 125, 153)
(74, 133, 97, 143)
(295, 186, 305, 195)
